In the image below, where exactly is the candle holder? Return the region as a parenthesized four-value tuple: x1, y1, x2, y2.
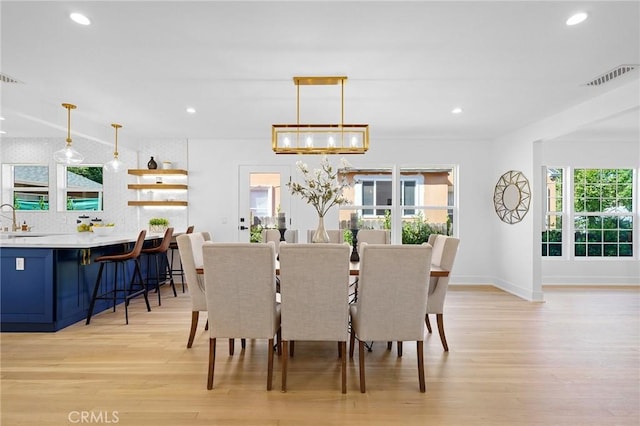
(350, 228, 360, 262)
(278, 228, 287, 242)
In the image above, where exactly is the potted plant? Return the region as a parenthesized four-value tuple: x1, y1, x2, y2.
(149, 217, 169, 233)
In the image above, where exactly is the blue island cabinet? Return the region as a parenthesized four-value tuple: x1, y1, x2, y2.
(1, 244, 135, 332)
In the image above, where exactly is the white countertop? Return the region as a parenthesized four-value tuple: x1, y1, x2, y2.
(0, 232, 165, 249)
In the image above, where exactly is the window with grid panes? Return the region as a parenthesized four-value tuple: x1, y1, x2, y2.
(573, 169, 633, 257)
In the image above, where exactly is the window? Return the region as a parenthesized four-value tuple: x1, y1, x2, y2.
(341, 166, 456, 243)
(248, 172, 281, 228)
(58, 166, 104, 211)
(542, 168, 563, 256)
(573, 169, 633, 257)
(542, 167, 635, 258)
(2, 165, 50, 211)
(361, 179, 392, 216)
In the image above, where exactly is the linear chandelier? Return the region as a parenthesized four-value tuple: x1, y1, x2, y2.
(272, 76, 369, 154)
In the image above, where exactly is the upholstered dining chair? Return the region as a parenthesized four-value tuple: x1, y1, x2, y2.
(425, 234, 460, 352)
(262, 229, 298, 254)
(356, 229, 390, 251)
(349, 243, 432, 393)
(176, 231, 211, 348)
(278, 243, 351, 393)
(202, 242, 281, 390)
(306, 229, 344, 243)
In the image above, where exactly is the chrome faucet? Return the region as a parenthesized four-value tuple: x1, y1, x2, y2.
(0, 204, 18, 232)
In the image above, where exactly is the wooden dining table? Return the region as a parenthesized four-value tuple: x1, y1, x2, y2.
(196, 262, 449, 277)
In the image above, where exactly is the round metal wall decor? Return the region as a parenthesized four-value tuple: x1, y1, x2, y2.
(493, 170, 531, 224)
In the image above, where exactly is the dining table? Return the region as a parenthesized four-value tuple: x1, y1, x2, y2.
(196, 262, 449, 277)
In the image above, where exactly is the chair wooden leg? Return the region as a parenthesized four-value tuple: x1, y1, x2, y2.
(417, 341, 426, 392)
(349, 330, 355, 358)
(289, 340, 295, 357)
(207, 338, 216, 390)
(425, 314, 432, 333)
(205, 319, 209, 331)
(241, 338, 246, 349)
(397, 341, 403, 357)
(229, 338, 234, 356)
(341, 341, 347, 394)
(267, 338, 274, 391)
(187, 311, 199, 348)
(281, 340, 288, 392)
(387, 341, 392, 350)
(337, 341, 342, 358)
(436, 313, 449, 351)
(358, 340, 366, 393)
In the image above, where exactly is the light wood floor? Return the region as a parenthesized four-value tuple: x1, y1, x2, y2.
(1, 285, 638, 425)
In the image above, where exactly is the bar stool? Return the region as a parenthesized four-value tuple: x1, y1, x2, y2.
(141, 227, 177, 305)
(169, 225, 194, 292)
(86, 230, 151, 324)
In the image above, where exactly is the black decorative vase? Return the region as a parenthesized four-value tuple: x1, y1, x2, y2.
(147, 156, 158, 169)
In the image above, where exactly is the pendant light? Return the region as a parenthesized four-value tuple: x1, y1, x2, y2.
(54, 103, 84, 164)
(104, 123, 123, 172)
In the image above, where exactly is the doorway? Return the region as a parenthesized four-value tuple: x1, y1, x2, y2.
(238, 165, 291, 242)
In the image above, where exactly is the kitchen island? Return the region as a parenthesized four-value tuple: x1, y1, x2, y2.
(0, 232, 163, 331)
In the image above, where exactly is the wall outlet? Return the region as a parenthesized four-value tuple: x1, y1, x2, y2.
(16, 257, 24, 271)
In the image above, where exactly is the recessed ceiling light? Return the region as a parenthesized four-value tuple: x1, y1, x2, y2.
(0, 130, 6, 135)
(0, 116, 5, 120)
(451, 107, 463, 114)
(186, 107, 196, 114)
(70, 13, 91, 26)
(566, 12, 588, 26)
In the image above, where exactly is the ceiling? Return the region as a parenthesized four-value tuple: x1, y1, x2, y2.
(1, 1, 639, 150)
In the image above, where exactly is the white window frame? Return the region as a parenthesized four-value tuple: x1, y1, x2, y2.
(57, 164, 104, 212)
(1, 164, 50, 212)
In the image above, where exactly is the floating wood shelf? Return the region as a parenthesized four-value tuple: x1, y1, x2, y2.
(128, 201, 188, 207)
(128, 170, 188, 208)
(127, 184, 188, 190)
(128, 169, 188, 176)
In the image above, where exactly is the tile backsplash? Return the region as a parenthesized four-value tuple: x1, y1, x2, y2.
(0, 137, 189, 234)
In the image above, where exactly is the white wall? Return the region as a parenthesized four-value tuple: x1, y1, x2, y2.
(187, 137, 495, 286)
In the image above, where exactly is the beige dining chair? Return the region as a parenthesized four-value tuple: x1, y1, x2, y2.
(349, 243, 432, 393)
(202, 242, 281, 390)
(262, 229, 298, 254)
(306, 229, 344, 243)
(356, 229, 390, 251)
(278, 243, 351, 393)
(425, 234, 460, 352)
(176, 231, 211, 348)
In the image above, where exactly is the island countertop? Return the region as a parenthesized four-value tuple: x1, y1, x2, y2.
(0, 232, 165, 248)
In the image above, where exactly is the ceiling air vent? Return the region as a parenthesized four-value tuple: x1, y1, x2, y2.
(0, 73, 22, 84)
(585, 65, 638, 87)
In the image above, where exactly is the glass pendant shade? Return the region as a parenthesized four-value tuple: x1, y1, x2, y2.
(105, 123, 123, 173)
(55, 103, 84, 164)
(53, 143, 84, 164)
